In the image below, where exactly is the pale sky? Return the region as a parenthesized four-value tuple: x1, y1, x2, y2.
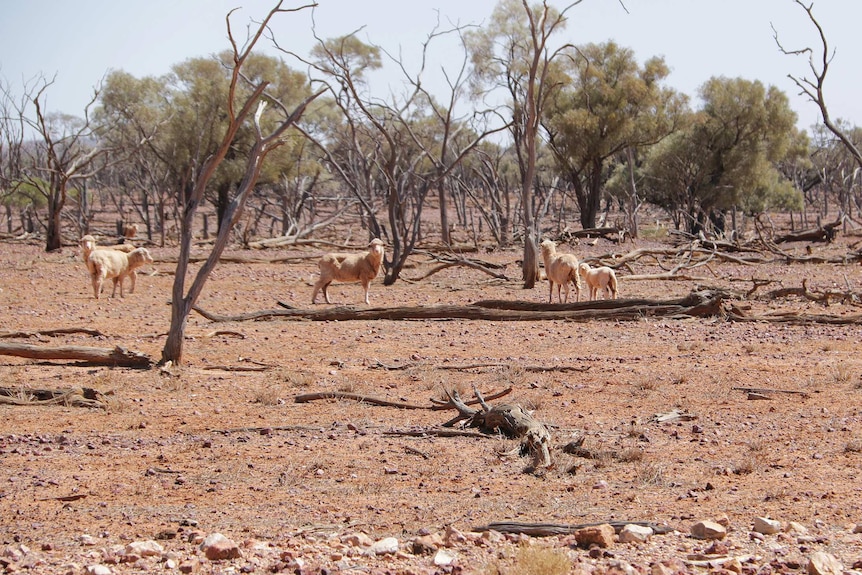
(1, 0, 860, 133)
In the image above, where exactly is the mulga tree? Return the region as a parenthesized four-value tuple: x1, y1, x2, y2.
(543, 41, 686, 232)
(640, 77, 801, 235)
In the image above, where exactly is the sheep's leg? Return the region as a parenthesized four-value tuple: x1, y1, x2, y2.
(561, 282, 569, 304)
(362, 278, 371, 304)
(92, 276, 102, 300)
(110, 277, 121, 298)
(128, 270, 137, 294)
(311, 279, 328, 304)
(547, 281, 554, 303)
(322, 282, 332, 304)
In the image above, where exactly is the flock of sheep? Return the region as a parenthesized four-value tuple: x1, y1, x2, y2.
(77, 235, 617, 305)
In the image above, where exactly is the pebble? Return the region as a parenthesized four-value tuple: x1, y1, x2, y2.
(200, 533, 241, 561)
(574, 524, 616, 548)
(753, 516, 782, 535)
(691, 520, 727, 540)
(808, 551, 843, 575)
(368, 536, 399, 555)
(619, 524, 653, 544)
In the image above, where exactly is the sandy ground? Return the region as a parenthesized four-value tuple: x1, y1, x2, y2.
(0, 233, 861, 574)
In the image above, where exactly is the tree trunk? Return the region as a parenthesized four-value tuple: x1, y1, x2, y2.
(45, 196, 62, 251)
(439, 186, 451, 245)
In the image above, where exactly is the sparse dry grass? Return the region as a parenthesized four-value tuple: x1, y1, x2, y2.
(482, 543, 572, 575)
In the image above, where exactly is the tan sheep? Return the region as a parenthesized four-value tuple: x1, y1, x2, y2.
(87, 247, 154, 299)
(577, 262, 618, 300)
(80, 235, 139, 295)
(539, 239, 582, 303)
(312, 239, 385, 305)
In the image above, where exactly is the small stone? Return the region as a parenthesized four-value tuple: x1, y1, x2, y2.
(574, 523, 615, 548)
(85, 565, 113, 575)
(853, 523, 862, 534)
(368, 537, 399, 555)
(753, 516, 782, 535)
(445, 526, 467, 545)
(691, 520, 727, 540)
(412, 533, 444, 555)
(619, 524, 653, 543)
(808, 551, 843, 575)
(651, 563, 674, 575)
(200, 533, 241, 561)
(343, 532, 374, 548)
(787, 522, 809, 534)
(433, 549, 456, 566)
(80, 534, 97, 546)
(125, 540, 164, 558)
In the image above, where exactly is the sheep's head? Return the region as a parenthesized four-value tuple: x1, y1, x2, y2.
(130, 247, 154, 266)
(80, 235, 96, 251)
(539, 239, 556, 255)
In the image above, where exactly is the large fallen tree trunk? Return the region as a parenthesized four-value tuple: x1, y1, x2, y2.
(192, 290, 725, 323)
(0, 342, 153, 368)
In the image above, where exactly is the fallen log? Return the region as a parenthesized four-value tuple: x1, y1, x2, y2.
(0, 342, 153, 368)
(0, 328, 105, 339)
(0, 386, 107, 409)
(193, 290, 725, 323)
(475, 521, 675, 537)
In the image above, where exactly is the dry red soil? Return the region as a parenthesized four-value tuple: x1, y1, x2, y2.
(0, 232, 861, 574)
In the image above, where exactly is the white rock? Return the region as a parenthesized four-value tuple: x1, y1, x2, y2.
(619, 524, 653, 543)
(125, 540, 164, 557)
(80, 534, 97, 546)
(85, 565, 112, 575)
(808, 551, 843, 575)
(433, 549, 456, 566)
(753, 517, 782, 535)
(787, 521, 808, 534)
(691, 520, 727, 540)
(368, 537, 399, 555)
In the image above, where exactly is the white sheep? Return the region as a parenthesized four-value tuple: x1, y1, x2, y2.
(539, 239, 582, 303)
(80, 235, 139, 295)
(577, 262, 619, 300)
(312, 239, 385, 305)
(87, 247, 154, 299)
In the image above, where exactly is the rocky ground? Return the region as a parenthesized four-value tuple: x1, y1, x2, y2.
(0, 230, 861, 574)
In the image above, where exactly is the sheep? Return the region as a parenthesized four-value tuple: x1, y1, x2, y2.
(80, 235, 139, 295)
(577, 262, 619, 300)
(312, 239, 385, 305)
(539, 239, 583, 303)
(87, 247, 154, 299)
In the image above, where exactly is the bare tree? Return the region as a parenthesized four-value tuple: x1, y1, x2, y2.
(468, 0, 585, 288)
(16, 76, 108, 251)
(774, 0, 862, 169)
(161, 1, 324, 365)
(0, 78, 28, 233)
(295, 18, 505, 284)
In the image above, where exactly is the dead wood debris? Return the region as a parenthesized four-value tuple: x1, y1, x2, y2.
(0, 342, 153, 368)
(443, 388, 553, 471)
(0, 328, 105, 339)
(475, 520, 675, 537)
(732, 387, 810, 398)
(294, 387, 513, 411)
(367, 359, 588, 373)
(0, 386, 108, 409)
(193, 290, 726, 323)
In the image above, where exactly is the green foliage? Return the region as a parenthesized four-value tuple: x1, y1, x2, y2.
(640, 76, 802, 228)
(543, 41, 687, 228)
(3, 179, 48, 209)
